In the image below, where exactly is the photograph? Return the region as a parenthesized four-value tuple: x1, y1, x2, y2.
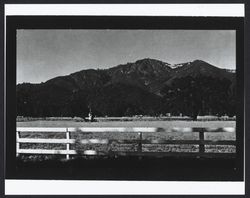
(3, 4, 245, 195)
(14, 28, 241, 178)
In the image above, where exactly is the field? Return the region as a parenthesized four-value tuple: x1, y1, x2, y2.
(17, 120, 236, 161)
(17, 119, 236, 128)
(15, 119, 240, 181)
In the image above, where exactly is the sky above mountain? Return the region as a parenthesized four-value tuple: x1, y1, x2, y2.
(17, 29, 235, 83)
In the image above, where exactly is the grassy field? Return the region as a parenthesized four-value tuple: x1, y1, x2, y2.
(15, 119, 240, 181)
(17, 120, 236, 161)
(17, 119, 236, 128)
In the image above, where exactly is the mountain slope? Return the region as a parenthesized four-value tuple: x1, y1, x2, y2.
(165, 60, 235, 86)
(17, 58, 236, 118)
(107, 58, 172, 93)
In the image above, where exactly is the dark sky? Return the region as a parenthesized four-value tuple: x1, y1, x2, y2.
(17, 29, 235, 84)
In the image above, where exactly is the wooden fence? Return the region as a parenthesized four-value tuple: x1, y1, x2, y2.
(16, 127, 236, 159)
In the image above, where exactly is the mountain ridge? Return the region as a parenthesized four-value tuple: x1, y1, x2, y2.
(17, 58, 233, 86)
(17, 58, 236, 119)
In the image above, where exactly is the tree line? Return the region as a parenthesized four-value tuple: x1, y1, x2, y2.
(17, 76, 236, 120)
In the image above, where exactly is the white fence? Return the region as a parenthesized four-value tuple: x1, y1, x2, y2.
(16, 127, 236, 159)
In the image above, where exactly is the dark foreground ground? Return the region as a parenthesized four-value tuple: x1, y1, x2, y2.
(15, 156, 242, 181)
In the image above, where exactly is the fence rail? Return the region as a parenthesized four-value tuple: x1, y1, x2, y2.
(16, 127, 236, 159)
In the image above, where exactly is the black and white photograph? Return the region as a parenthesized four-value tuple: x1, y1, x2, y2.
(3, 3, 246, 196)
(16, 29, 237, 158)
(14, 29, 242, 178)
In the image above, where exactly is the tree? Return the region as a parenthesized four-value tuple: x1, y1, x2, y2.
(161, 76, 234, 120)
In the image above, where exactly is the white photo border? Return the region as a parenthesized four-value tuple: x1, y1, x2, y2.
(5, 3, 245, 195)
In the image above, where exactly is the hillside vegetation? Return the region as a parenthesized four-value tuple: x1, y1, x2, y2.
(17, 59, 236, 120)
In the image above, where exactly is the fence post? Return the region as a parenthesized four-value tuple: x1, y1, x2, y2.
(16, 131, 20, 157)
(138, 132, 142, 153)
(199, 128, 205, 154)
(66, 128, 70, 160)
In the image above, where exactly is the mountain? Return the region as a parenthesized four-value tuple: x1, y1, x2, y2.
(17, 58, 236, 119)
(165, 60, 235, 86)
(107, 58, 172, 94)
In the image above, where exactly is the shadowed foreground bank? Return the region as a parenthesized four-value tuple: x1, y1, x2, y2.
(15, 156, 242, 181)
